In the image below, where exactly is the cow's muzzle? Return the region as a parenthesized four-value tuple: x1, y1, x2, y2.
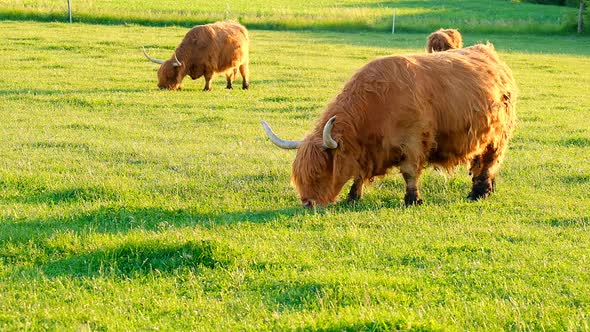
(301, 199, 316, 209)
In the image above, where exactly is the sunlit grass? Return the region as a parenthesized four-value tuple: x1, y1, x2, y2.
(0, 21, 589, 330)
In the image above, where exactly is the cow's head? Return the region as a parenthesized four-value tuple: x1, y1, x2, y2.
(142, 48, 184, 90)
(426, 29, 463, 53)
(262, 116, 355, 208)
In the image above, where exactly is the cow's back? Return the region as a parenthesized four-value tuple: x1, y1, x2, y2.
(322, 43, 516, 170)
(416, 44, 515, 130)
(179, 21, 249, 72)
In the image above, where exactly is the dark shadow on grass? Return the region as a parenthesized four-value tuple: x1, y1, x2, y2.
(1, 181, 120, 206)
(1, 170, 485, 245)
(0, 205, 304, 244)
(29, 141, 92, 152)
(0, 182, 464, 249)
(543, 216, 589, 227)
(306, 320, 437, 332)
(0, 88, 149, 96)
(41, 239, 231, 278)
(20, 187, 120, 205)
(262, 280, 329, 311)
(561, 174, 590, 184)
(0, 179, 499, 281)
(0, 176, 305, 279)
(559, 137, 590, 147)
(259, 279, 437, 331)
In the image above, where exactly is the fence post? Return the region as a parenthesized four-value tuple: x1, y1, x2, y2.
(67, 0, 72, 23)
(392, 8, 396, 34)
(578, 0, 584, 33)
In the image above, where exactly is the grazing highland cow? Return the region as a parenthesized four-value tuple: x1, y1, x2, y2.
(143, 21, 250, 91)
(426, 28, 463, 53)
(262, 43, 516, 208)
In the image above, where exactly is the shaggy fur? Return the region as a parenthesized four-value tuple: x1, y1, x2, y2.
(426, 28, 463, 53)
(290, 43, 517, 207)
(154, 21, 249, 91)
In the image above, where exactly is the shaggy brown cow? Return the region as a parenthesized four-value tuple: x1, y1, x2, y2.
(143, 21, 250, 91)
(426, 28, 463, 53)
(262, 43, 516, 208)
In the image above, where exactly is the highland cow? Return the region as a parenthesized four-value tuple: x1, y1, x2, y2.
(143, 21, 250, 91)
(262, 43, 516, 208)
(426, 28, 463, 53)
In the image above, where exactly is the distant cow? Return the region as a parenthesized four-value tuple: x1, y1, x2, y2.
(262, 43, 516, 208)
(143, 21, 250, 91)
(426, 28, 463, 53)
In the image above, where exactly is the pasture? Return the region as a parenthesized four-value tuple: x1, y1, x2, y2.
(2, 0, 579, 33)
(1, 16, 590, 332)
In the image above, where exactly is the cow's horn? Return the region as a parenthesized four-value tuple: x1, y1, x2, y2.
(172, 52, 182, 67)
(260, 121, 302, 149)
(322, 116, 338, 149)
(142, 47, 165, 65)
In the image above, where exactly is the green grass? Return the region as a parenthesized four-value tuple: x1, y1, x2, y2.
(1, 0, 580, 34)
(1, 20, 590, 330)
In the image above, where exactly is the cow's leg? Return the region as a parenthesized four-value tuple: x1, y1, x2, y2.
(400, 158, 423, 207)
(468, 143, 503, 200)
(225, 74, 233, 89)
(226, 69, 237, 89)
(203, 71, 213, 91)
(347, 177, 364, 202)
(239, 63, 250, 90)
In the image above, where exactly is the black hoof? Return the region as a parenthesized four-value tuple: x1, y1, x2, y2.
(242, 83, 249, 90)
(346, 196, 360, 204)
(467, 191, 490, 201)
(226, 84, 233, 90)
(468, 179, 493, 201)
(404, 193, 423, 207)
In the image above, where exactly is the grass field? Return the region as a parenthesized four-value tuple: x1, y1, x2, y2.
(1, 18, 590, 331)
(1, 0, 580, 33)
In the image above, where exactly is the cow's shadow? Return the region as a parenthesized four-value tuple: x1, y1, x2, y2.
(0, 204, 304, 244)
(0, 174, 473, 244)
(4, 184, 585, 280)
(1, 202, 304, 279)
(0, 172, 516, 281)
(39, 238, 233, 278)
